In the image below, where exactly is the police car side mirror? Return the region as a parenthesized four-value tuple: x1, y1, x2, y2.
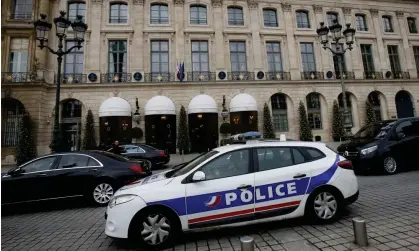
(192, 171, 206, 182)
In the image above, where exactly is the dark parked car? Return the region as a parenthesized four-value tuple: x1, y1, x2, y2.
(1, 151, 151, 207)
(337, 117, 419, 174)
(108, 144, 170, 169)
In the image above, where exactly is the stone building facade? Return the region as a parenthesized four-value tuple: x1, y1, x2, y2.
(1, 0, 419, 159)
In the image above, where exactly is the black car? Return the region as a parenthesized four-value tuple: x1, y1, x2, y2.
(1, 151, 151, 207)
(337, 117, 419, 174)
(108, 144, 170, 168)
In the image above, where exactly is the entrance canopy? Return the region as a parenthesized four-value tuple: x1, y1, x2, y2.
(99, 97, 131, 117)
(230, 93, 258, 112)
(188, 94, 217, 114)
(145, 95, 176, 115)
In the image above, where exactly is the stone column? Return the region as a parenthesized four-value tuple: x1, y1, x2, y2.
(174, 0, 185, 65)
(313, 5, 331, 73)
(132, 0, 144, 72)
(35, 0, 50, 71)
(370, 9, 389, 72)
(396, 11, 417, 78)
(248, 0, 261, 72)
(282, 3, 300, 79)
(86, 0, 103, 74)
(342, 7, 360, 77)
(212, 0, 225, 70)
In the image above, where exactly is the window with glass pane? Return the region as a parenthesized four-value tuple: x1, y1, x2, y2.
(331, 43, 346, 74)
(296, 11, 310, 28)
(151, 4, 169, 24)
(300, 42, 316, 72)
(108, 40, 127, 75)
(8, 39, 28, 74)
(356, 14, 368, 31)
(68, 2, 85, 22)
(306, 93, 322, 129)
(414, 46, 419, 72)
(327, 12, 338, 26)
(229, 41, 247, 72)
(360, 44, 375, 73)
(263, 9, 278, 27)
(190, 5, 207, 25)
(387, 45, 401, 74)
(151, 41, 169, 76)
(383, 16, 393, 32)
(338, 93, 353, 127)
(109, 3, 127, 23)
(228, 7, 244, 26)
(64, 41, 84, 75)
(191, 41, 209, 73)
(11, 0, 32, 19)
(408, 17, 418, 33)
(271, 94, 288, 131)
(266, 42, 282, 72)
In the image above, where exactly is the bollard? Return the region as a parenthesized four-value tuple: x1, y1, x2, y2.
(352, 217, 368, 247)
(240, 236, 254, 251)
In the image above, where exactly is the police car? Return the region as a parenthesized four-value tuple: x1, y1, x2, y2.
(105, 134, 359, 248)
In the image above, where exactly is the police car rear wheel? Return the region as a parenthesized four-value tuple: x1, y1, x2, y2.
(313, 192, 338, 220)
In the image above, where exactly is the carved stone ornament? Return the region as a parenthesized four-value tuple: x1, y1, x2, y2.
(311, 86, 316, 92)
(211, 0, 222, 7)
(175, 0, 184, 6)
(277, 87, 282, 93)
(133, 0, 144, 5)
(369, 9, 379, 17)
(158, 89, 163, 95)
(396, 11, 404, 18)
(248, 0, 258, 9)
(67, 91, 73, 99)
(113, 90, 120, 97)
(4, 88, 12, 98)
(92, 0, 102, 4)
(313, 5, 323, 14)
(200, 87, 204, 94)
(342, 7, 351, 16)
(281, 3, 291, 12)
(240, 88, 245, 93)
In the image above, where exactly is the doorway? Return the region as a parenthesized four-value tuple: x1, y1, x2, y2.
(189, 113, 218, 153)
(396, 90, 415, 118)
(145, 114, 176, 153)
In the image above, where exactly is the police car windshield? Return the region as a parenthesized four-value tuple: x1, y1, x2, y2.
(170, 151, 219, 177)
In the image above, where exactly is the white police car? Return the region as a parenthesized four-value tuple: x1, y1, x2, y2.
(105, 137, 359, 248)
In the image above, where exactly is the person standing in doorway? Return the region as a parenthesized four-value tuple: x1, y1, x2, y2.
(111, 140, 123, 155)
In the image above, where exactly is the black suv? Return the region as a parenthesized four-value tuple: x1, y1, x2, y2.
(337, 117, 419, 174)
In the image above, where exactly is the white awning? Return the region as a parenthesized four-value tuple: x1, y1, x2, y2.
(144, 96, 176, 115)
(188, 94, 218, 114)
(99, 97, 131, 117)
(229, 93, 258, 112)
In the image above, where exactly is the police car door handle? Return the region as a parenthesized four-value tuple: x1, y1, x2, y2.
(293, 173, 306, 179)
(237, 184, 252, 190)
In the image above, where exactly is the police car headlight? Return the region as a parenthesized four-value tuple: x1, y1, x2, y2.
(109, 194, 137, 208)
(360, 145, 377, 156)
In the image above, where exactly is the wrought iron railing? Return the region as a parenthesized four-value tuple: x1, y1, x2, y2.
(391, 71, 410, 80)
(187, 72, 216, 81)
(9, 12, 32, 20)
(2, 72, 34, 82)
(101, 73, 131, 83)
(333, 71, 355, 80)
(266, 72, 291, 81)
(364, 71, 384, 80)
(62, 74, 87, 84)
(144, 73, 176, 82)
(301, 71, 325, 80)
(227, 72, 255, 81)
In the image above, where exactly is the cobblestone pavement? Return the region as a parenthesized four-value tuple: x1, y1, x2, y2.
(2, 170, 419, 251)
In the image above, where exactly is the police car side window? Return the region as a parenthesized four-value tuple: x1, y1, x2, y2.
(200, 149, 250, 181)
(257, 147, 294, 171)
(305, 148, 326, 160)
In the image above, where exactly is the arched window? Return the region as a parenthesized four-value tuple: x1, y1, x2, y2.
(190, 5, 207, 25)
(110, 3, 128, 23)
(338, 93, 353, 127)
(228, 7, 243, 26)
(2, 98, 25, 147)
(368, 92, 382, 121)
(296, 10, 310, 28)
(263, 8, 278, 27)
(68, 2, 85, 22)
(306, 93, 322, 129)
(326, 12, 339, 26)
(355, 14, 368, 31)
(151, 3, 169, 24)
(270, 94, 288, 131)
(62, 99, 82, 119)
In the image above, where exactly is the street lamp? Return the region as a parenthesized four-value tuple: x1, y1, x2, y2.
(316, 20, 355, 137)
(35, 12, 88, 152)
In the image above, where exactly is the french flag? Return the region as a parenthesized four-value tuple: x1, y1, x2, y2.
(177, 61, 185, 82)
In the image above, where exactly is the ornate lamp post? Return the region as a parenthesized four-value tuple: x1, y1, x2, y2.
(34, 12, 88, 152)
(221, 95, 229, 121)
(317, 20, 355, 137)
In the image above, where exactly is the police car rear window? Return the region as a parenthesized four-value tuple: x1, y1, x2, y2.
(301, 147, 326, 161)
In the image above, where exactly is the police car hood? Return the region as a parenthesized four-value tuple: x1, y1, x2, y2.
(118, 171, 173, 193)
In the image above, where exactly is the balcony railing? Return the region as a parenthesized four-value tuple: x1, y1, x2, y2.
(333, 71, 355, 80)
(2, 72, 34, 82)
(301, 71, 325, 80)
(144, 73, 176, 82)
(101, 73, 131, 83)
(391, 71, 410, 80)
(228, 72, 255, 81)
(364, 71, 384, 80)
(62, 74, 87, 84)
(266, 72, 291, 81)
(9, 12, 32, 20)
(187, 72, 216, 82)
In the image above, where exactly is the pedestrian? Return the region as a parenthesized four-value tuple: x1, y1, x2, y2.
(111, 140, 123, 155)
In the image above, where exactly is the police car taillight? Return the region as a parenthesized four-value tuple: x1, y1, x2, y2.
(337, 160, 353, 170)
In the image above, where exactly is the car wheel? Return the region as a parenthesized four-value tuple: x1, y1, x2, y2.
(130, 208, 179, 249)
(142, 159, 152, 173)
(383, 156, 398, 175)
(306, 188, 342, 224)
(92, 182, 114, 206)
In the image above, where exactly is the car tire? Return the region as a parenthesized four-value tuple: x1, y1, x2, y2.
(383, 156, 398, 175)
(91, 182, 115, 207)
(129, 207, 180, 249)
(142, 159, 152, 173)
(305, 187, 343, 224)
